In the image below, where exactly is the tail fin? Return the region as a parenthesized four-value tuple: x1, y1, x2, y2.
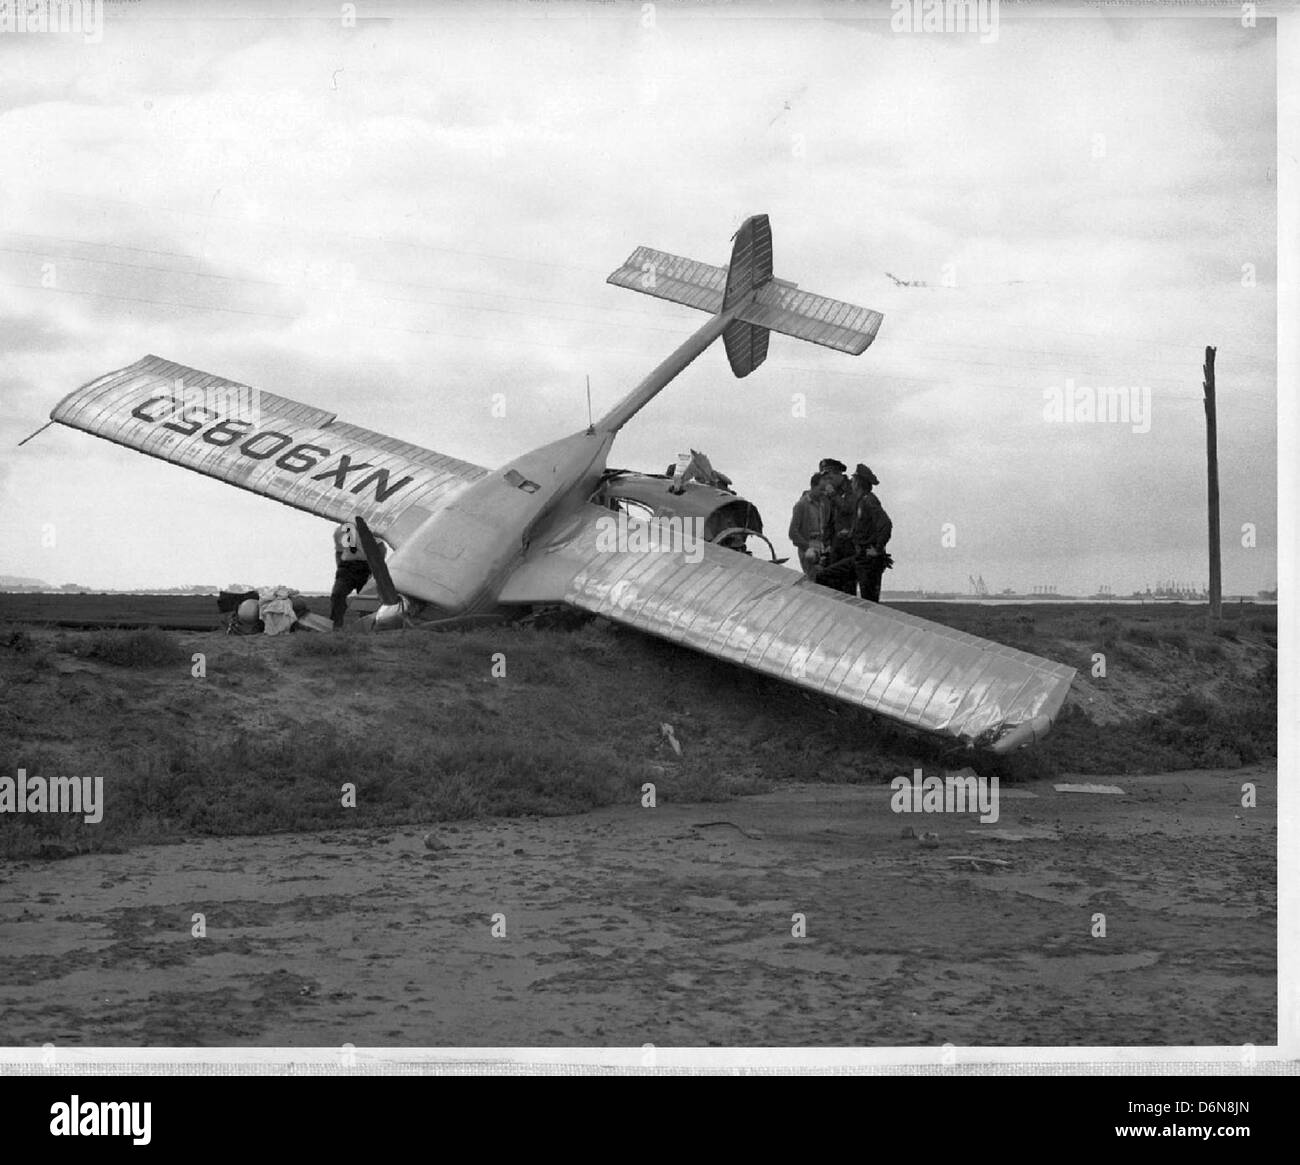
(606, 213, 884, 379)
(719, 215, 773, 377)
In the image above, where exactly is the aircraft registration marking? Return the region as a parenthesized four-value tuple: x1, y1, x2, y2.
(128, 394, 417, 504)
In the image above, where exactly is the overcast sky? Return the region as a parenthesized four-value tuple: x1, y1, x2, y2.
(0, 1, 1280, 596)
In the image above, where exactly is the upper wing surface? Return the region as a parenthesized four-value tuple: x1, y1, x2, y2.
(50, 354, 489, 544)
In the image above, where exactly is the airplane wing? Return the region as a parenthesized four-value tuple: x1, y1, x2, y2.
(49, 354, 490, 546)
(499, 505, 1076, 753)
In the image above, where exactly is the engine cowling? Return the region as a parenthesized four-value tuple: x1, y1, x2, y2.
(593, 471, 777, 561)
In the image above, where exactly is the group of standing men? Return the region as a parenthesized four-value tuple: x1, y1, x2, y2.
(788, 458, 893, 602)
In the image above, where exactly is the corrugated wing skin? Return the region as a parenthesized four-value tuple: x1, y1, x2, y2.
(50, 355, 489, 544)
(739, 283, 885, 355)
(605, 246, 727, 313)
(503, 505, 1076, 751)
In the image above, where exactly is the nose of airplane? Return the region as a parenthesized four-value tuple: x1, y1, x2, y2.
(388, 557, 479, 614)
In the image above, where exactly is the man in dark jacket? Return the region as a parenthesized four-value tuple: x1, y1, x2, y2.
(850, 463, 892, 602)
(789, 472, 830, 579)
(817, 458, 858, 593)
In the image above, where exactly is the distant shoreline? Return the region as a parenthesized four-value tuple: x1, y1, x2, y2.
(883, 595, 1277, 606)
(0, 587, 1279, 605)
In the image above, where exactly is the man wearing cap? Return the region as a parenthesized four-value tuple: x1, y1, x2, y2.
(850, 464, 892, 602)
(817, 458, 858, 594)
(789, 472, 831, 580)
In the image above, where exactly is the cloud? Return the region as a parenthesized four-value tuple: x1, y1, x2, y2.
(0, 8, 1277, 595)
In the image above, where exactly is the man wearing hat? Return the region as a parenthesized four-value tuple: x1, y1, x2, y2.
(850, 463, 892, 602)
(817, 458, 859, 593)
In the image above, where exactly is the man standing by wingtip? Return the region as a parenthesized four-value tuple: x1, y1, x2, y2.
(850, 463, 892, 603)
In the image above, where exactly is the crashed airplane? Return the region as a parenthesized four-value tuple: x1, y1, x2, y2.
(46, 214, 1075, 753)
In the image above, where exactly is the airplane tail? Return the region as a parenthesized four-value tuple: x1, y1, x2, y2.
(606, 213, 884, 379)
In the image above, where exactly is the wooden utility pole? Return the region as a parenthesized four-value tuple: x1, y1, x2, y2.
(1203, 346, 1221, 619)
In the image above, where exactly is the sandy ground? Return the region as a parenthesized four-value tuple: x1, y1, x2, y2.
(0, 766, 1275, 1048)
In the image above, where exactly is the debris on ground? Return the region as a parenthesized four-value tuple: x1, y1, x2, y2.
(1054, 782, 1126, 795)
(219, 583, 324, 635)
(965, 828, 1059, 842)
(945, 854, 1012, 869)
(690, 820, 764, 840)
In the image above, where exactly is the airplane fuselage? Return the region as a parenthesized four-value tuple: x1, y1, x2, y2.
(386, 309, 737, 615)
(386, 427, 615, 614)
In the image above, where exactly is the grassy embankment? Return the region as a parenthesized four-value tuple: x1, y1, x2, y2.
(0, 601, 1276, 858)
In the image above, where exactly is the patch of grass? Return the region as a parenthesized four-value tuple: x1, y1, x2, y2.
(78, 628, 185, 668)
(0, 713, 640, 858)
(380, 627, 520, 681)
(214, 651, 275, 679)
(0, 599, 1279, 856)
(0, 744, 121, 860)
(1031, 676, 1276, 776)
(1125, 623, 1160, 647)
(0, 814, 122, 861)
(562, 619, 624, 667)
(0, 624, 57, 682)
(1094, 615, 1122, 649)
(289, 632, 355, 657)
(650, 764, 733, 803)
(1191, 639, 1227, 663)
(1113, 643, 1158, 673)
(2, 627, 38, 654)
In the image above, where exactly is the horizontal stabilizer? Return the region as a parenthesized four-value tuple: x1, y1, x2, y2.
(607, 216, 883, 365)
(606, 246, 727, 314)
(739, 282, 884, 356)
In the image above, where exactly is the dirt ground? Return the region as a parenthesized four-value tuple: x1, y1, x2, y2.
(0, 765, 1274, 1048)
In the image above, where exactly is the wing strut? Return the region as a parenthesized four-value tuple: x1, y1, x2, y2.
(354, 515, 405, 631)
